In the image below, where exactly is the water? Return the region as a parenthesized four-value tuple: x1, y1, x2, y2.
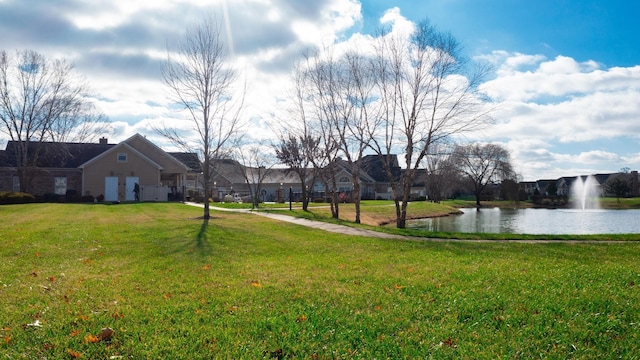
(571, 175, 600, 210)
(409, 208, 640, 235)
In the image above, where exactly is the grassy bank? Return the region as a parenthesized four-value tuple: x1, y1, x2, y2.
(1, 203, 640, 358)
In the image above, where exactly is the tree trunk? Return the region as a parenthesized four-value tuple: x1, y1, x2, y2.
(300, 178, 308, 211)
(353, 181, 361, 224)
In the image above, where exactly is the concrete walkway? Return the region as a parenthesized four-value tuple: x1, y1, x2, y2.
(183, 202, 627, 244)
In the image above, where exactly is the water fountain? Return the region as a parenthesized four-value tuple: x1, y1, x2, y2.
(571, 175, 600, 210)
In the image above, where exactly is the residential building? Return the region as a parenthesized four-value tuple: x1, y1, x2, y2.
(0, 134, 199, 202)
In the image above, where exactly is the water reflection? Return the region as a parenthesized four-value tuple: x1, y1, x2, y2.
(409, 208, 640, 234)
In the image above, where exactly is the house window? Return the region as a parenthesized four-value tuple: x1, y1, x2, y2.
(117, 153, 128, 162)
(54, 177, 67, 195)
(12, 176, 20, 192)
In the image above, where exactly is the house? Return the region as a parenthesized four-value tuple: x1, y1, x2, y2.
(208, 159, 302, 202)
(0, 134, 199, 202)
(361, 154, 401, 200)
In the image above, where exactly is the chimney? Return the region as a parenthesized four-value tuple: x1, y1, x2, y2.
(99, 137, 108, 145)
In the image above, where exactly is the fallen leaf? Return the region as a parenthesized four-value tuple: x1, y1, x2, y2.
(111, 312, 124, 319)
(3, 336, 11, 344)
(48, 276, 56, 282)
(202, 264, 211, 270)
(394, 284, 405, 289)
(67, 349, 82, 358)
(264, 348, 283, 359)
(163, 293, 172, 299)
(36, 252, 40, 258)
(30, 270, 38, 277)
(84, 334, 99, 343)
(442, 337, 456, 348)
(251, 281, 262, 288)
(42, 342, 54, 351)
(296, 314, 307, 322)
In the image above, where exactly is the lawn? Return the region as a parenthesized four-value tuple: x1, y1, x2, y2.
(1, 203, 639, 358)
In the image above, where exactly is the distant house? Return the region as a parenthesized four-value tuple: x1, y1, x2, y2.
(519, 181, 537, 197)
(0, 134, 199, 202)
(523, 171, 640, 199)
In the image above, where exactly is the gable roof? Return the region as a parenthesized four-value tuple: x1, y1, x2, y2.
(169, 152, 201, 172)
(361, 154, 400, 182)
(0, 141, 114, 168)
(0, 133, 199, 173)
(121, 133, 190, 172)
(78, 142, 164, 170)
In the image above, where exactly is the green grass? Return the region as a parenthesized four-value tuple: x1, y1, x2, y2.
(1, 203, 640, 358)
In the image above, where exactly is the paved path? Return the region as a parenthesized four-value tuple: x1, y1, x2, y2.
(183, 202, 629, 244)
(184, 202, 419, 240)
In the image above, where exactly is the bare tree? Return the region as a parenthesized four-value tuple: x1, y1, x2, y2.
(274, 63, 321, 211)
(368, 19, 491, 228)
(302, 50, 343, 219)
(423, 142, 458, 203)
(157, 17, 245, 219)
(233, 143, 276, 209)
(0, 49, 107, 193)
(334, 50, 376, 223)
(274, 134, 318, 211)
(604, 175, 631, 203)
(296, 49, 377, 223)
(451, 143, 513, 208)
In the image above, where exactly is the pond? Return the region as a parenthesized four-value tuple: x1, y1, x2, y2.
(408, 208, 640, 235)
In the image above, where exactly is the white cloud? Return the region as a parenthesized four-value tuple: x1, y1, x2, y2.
(474, 50, 640, 179)
(379, 7, 414, 37)
(2, 1, 639, 182)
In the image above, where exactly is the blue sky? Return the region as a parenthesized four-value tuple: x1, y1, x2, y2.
(0, 0, 638, 181)
(362, 0, 640, 67)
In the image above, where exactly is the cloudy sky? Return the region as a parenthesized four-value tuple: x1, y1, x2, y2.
(1, 0, 639, 181)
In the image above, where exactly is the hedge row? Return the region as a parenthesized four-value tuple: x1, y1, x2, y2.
(0, 192, 97, 204)
(0, 192, 36, 204)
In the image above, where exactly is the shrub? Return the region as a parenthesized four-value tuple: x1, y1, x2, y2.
(192, 195, 205, 203)
(0, 192, 36, 204)
(96, 194, 105, 202)
(81, 195, 95, 203)
(223, 194, 234, 203)
(43, 193, 62, 202)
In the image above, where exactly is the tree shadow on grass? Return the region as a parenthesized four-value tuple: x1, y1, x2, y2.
(194, 216, 214, 256)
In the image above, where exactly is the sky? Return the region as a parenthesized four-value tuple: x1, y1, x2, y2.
(1, 0, 639, 181)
